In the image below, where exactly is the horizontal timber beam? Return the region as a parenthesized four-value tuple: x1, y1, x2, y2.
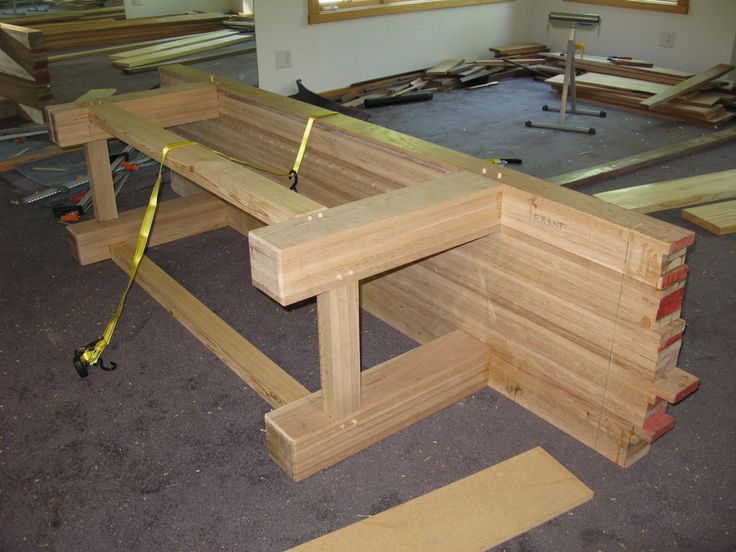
(266, 330, 490, 480)
(67, 193, 230, 265)
(249, 172, 501, 305)
(88, 103, 324, 224)
(45, 82, 219, 147)
(110, 243, 310, 408)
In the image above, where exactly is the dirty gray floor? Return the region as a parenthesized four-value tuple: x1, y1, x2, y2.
(1, 54, 735, 552)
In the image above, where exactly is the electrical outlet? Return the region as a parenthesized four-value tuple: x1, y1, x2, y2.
(659, 31, 675, 48)
(275, 50, 292, 70)
(132, 0, 142, 5)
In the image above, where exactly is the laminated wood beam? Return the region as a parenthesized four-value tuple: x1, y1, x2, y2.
(266, 330, 490, 480)
(160, 65, 693, 278)
(68, 193, 231, 265)
(110, 244, 309, 408)
(249, 172, 501, 305)
(87, 103, 324, 224)
(45, 83, 219, 147)
(548, 127, 736, 187)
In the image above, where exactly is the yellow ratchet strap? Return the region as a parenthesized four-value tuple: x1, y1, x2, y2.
(73, 111, 336, 378)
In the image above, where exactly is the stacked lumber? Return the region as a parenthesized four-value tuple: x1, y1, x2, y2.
(162, 65, 699, 470)
(110, 29, 255, 73)
(490, 43, 549, 59)
(322, 58, 525, 108)
(31, 12, 228, 51)
(540, 52, 694, 85)
(544, 70, 736, 126)
(0, 6, 125, 26)
(0, 22, 51, 115)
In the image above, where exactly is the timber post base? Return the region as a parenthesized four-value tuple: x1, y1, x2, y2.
(45, 64, 701, 480)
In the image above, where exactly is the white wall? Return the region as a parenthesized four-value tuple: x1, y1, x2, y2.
(254, 0, 527, 95)
(123, 0, 241, 19)
(515, 0, 736, 77)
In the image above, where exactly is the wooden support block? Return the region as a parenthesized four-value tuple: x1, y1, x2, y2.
(681, 200, 736, 235)
(249, 172, 501, 305)
(110, 243, 310, 408)
(45, 83, 219, 147)
(318, 282, 361, 418)
(288, 447, 593, 552)
(84, 139, 117, 222)
(67, 193, 230, 265)
(266, 330, 490, 480)
(88, 103, 324, 224)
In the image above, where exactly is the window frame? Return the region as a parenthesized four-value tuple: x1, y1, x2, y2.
(308, 0, 514, 25)
(562, 0, 688, 14)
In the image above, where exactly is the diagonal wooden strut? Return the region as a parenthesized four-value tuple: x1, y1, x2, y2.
(110, 243, 310, 408)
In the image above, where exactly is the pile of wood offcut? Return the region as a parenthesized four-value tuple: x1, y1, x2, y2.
(540, 53, 735, 126)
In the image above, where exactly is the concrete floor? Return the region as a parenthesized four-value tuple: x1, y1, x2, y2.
(1, 52, 735, 552)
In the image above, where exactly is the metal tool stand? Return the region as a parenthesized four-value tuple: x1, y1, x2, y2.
(525, 25, 606, 135)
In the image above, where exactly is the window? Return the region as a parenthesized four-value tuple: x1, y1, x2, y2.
(308, 0, 513, 24)
(562, 0, 688, 14)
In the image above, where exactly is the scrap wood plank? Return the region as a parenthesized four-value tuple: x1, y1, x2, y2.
(110, 243, 309, 408)
(594, 169, 736, 213)
(548, 127, 736, 187)
(681, 200, 736, 235)
(113, 33, 252, 68)
(426, 59, 464, 76)
(641, 64, 734, 108)
(109, 29, 239, 60)
(121, 45, 256, 74)
(287, 447, 593, 551)
(0, 144, 79, 172)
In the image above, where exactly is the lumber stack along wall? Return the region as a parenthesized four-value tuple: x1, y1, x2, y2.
(160, 66, 698, 468)
(0, 22, 51, 111)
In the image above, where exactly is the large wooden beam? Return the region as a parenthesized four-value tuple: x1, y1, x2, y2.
(249, 172, 501, 305)
(46, 82, 219, 147)
(84, 139, 118, 222)
(87, 103, 324, 224)
(266, 330, 490, 480)
(68, 193, 231, 265)
(110, 244, 310, 408)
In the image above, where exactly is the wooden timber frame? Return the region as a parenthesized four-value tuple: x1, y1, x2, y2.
(46, 65, 701, 481)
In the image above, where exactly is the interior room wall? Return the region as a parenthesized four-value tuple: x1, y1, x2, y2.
(122, 0, 242, 19)
(253, 0, 526, 95)
(516, 0, 736, 76)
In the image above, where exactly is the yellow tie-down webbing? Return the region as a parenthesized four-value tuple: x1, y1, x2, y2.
(73, 111, 336, 377)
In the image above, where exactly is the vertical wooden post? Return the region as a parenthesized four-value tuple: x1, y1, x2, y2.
(317, 281, 361, 418)
(84, 139, 118, 222)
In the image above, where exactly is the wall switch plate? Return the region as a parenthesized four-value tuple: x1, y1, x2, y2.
(132, 0, 142, 5)
(659, 31, 676, 48)
(275, 50, 292, 69)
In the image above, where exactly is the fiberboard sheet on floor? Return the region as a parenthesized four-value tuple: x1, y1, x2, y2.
(288, 447, 594, 551)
